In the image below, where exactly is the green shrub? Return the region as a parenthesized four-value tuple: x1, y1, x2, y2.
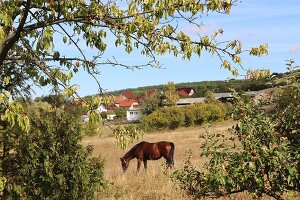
(114, 107, 127, 119)
(164, 106, 184, 129)
(1, 105, 106, 199)
(193, 103, 208, 126)
(172, 81, 300, 200)
(82, 121, 103, 136)
(140, 106, 184, 131)
(141, 103, 228, 131)
(100, 111, 108, 119)
(182, 106, 196, 127)
(205, 103, 227, 121)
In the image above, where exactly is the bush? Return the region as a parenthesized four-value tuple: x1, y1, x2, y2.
(140, 106, 184, 131)
(205, 103, 227, 121)
(82, 121, 103, 136)
(114, 107, 127, 119)
(1, 104, 106, 199)
(100, 111, 107, 119)
(172, 80, 300, 200)
(193, 103, 208, 126)
(182, 106, 196, 127)
(141, 103, 228, 131)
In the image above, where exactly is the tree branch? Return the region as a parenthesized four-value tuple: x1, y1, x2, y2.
(0, 0, 31, 66)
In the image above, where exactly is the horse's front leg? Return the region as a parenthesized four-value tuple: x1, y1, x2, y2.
(143, 160, 147, 170)
(137, 159, 142, 172)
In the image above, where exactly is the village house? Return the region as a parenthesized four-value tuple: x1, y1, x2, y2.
(176, 88, 195, 97)
(126, 107, 141, 122)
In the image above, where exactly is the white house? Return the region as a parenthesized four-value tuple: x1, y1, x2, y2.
(126, 108, 141, 122)
(96, 103, 107, 113)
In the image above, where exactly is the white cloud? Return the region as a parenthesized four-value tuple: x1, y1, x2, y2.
(289, 44, 300, 53)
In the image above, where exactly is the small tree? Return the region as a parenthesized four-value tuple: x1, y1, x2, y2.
(0, 0, 270, 197)
(140, 89, 163, 115)
(204, 90, 217, 103)
(1, 102, 106, 199)
(163, 81, 179, 107)
(114, 107, 127, 120)
(172, 68, 300, 199)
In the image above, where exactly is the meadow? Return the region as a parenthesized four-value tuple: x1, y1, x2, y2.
(82, 120, 277, 200)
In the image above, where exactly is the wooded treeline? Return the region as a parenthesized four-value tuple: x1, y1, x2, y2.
(104, 71, 297, 98)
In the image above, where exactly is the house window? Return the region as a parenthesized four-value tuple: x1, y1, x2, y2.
(130, 111, 134, 115)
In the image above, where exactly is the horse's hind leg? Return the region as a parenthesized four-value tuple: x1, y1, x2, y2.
(166, 151, 174, 168)
(166, 159, 173, 168)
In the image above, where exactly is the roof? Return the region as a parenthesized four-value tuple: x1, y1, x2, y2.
(177, 90, 189, 97)
(176, 91, 262, 105)
(121, 91, 136, 100)
(176, 88, 194, 95)
(118, 99, 138, 107)
(177, 97, 205, 105)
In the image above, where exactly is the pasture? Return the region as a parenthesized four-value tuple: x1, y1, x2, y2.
(82, 120, 273, 200)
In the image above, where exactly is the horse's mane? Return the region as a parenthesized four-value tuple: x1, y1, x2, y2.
(123, 141, 145, 158)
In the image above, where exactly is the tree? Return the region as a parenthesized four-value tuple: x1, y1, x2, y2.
(0, 0, 269, 198)
(0, 0, 269, 99)
(114, 107, 127, 119)
(163, 81, 179, 107)
(204, 90, 217, 103)
(171, 66, 300, 200)
(2, 101, 106, 199)
(140, 89, 163, 115)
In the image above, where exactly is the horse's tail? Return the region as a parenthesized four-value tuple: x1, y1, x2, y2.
(169, 142, 175, 167)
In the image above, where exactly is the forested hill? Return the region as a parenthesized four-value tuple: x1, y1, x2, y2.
(103, 70, 299, 98)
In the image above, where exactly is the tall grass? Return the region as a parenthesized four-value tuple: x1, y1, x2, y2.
(82, 120, 275, 199)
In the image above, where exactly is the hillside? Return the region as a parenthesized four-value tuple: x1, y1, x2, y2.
(102, 70, 300, 98)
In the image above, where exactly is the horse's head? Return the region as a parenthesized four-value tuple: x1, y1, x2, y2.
(120, 157, 129, 173)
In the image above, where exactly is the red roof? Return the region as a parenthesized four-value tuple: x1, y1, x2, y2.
(177, 90, 189, 97)
(118, 99, 138, 107)
(121, 91, 136, 100)
(176, 88, 194, 96)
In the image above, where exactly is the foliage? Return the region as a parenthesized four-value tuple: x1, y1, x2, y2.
(172, 69, 300, 200)
(100, 111, 108, 119)
(141, 103, 227, 131)
(114, 107, 127, 120)
(181, 106, 196, 127)
(0, 0, 268, 99)
(140, 106, 184, 131)
(163, 81, 179, 107)
(0, 0, 270, 198)
(35, 95, 66, 107)
(82, 121, 104, 136)
(113, 125, 144, 150)
(204, 90, 217, 103)
(1, 102, 106, 199)
(140, 89, 163, 115)
(107, 77, 279, 99)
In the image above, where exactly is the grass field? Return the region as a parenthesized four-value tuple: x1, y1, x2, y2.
(82, 120, 278, 200)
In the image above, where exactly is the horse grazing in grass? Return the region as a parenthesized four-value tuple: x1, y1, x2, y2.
(120, 141, 175, 173)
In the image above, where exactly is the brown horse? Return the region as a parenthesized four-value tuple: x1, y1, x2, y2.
(120, 141, 175, 172)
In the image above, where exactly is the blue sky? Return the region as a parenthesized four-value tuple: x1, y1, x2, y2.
(36, 0, 300, 97)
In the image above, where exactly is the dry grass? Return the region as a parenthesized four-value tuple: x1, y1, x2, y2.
(82, 120, 278, 200)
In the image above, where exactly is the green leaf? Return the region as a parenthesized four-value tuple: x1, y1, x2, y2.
(4, 76, 9, 84)
(63, 36, 67, 43)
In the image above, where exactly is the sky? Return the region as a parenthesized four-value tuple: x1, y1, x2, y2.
(35, 0, 300, 97)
